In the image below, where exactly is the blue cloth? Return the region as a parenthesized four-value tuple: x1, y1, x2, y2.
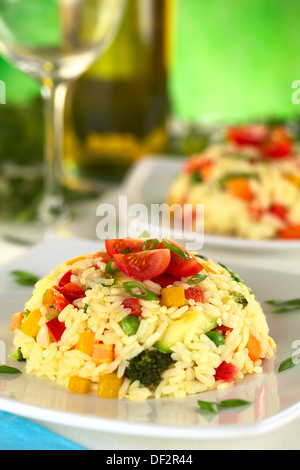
(0, 411, 86, 450)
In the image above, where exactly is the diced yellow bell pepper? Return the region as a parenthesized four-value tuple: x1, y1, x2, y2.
(68, 376, 92, 394)
(21, 309, 42, 338)
(161, 286, 186, 308)
(98, 373, 123, 399)
(75, 331, 95, 356)
(65, 256, 87, 266)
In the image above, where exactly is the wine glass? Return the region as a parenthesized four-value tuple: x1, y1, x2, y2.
(0, 0, 126, 243)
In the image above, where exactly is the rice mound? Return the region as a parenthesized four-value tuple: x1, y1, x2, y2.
(168, 140, 300, 240)
(12, 251, 276, 401)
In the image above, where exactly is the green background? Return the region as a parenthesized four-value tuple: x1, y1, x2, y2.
(2, 0, 300, 122)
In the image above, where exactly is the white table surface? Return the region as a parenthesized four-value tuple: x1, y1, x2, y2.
(1, 237, 300, 450)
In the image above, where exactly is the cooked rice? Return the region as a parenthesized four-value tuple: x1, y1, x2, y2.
(12, 252, 276, 401)
(168, 141, 300, 240)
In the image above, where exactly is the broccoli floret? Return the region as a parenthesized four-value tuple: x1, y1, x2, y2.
(125, 349, 175, 387)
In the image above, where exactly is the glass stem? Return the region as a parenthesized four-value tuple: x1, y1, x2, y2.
(39, 79, 70, 225)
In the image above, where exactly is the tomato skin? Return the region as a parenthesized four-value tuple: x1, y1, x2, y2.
(184, 287, 205, 303)
(261, 127, 292, 159)
(227, 125, 269, 147)
(59, 282, 86, 302)
(122, 298, 141, 317)
(269, 204, 288, 222)
(59, 270, 72, 288)
(214, 361, 239, 383)
(157, 239, 203, 278)
(113, 249, 171, 281)
(105, 239, 146, 258)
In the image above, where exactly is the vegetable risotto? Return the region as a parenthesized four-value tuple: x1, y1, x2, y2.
(11, 238, 275, 401)
(168, 124, 300, 240)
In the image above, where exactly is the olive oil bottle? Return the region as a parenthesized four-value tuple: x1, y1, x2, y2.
(64, 0, 174, 188)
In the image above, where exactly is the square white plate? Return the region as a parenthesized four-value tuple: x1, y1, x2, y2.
(0, 238, 299, 440)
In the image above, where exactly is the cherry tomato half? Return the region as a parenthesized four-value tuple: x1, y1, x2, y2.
(227, 125, 269, 147)
(158, 239, 203, 278)
(105, 238, 146, 258)
(113, 249, 171, 280)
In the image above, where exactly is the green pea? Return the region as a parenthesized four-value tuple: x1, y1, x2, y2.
(120, 316, 140, 336)
(206, 330, 225, 347)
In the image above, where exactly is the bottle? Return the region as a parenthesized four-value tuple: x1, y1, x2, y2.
(64, 0, 174, 188)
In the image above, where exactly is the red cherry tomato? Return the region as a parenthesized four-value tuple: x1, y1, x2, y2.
(269, 204, 288, 222)
(151, 272, 181, 287)
(227, 125, 269, 147)
(157, 239, 203, 278)
(122, 298, 141, 317)
(184, 287, 205, 303)
(113, 249, 171, 281)
(261, 127, 292, 159)
(59, 282, 86, 302)
(214, 361, 239, 383)
(105, 238, 146, 258)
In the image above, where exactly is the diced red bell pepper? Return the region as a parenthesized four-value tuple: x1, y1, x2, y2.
(261, 127, 292, 159)
(214, 361, 239, 383)
(213, 325, 233, 337)
(122, 298, 141, 317)
(269, 204, 288, 222)
(59, 282, 86, 302)
(184, 287, 205, 303)
(46, 316, 66, 342)
(53, 289, 70, 313)
(59, 270, 73, 288)
(227, 125, 269, 147)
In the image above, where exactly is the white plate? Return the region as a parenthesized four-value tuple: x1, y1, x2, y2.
(122, 156, 300, 251)
(0, 237, 300, 439)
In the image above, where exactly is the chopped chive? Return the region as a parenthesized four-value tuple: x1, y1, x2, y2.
(142, 239, 159, 251)
(123, 282, 158, 301)
(187, 274, 207, 285)
(163, 239, 189, 261)
(230, 292, 249, 309)
(220, 264, 245, 285)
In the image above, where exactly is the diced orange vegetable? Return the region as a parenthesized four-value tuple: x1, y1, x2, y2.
(92, 343, 114, 364)
(75, 331, 95, 356)
(21, 309, 42, 338)
(10, 312, 23, 332)
(277, 224, 300, 240)
(226, 178, 253, 202)
(161, 286, 186, 308)
(247, 334, 261, 362)
(68, 376, 92, 394)
(65, 256, 86, 266)
(98, 373, 123, 399)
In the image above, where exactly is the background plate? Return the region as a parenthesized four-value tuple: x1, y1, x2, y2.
(0, 238, 299, 439)
(122, 156, 300, 251)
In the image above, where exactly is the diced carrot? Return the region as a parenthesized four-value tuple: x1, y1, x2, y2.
(98, 373, 123, 399)
(68, 376, 92, 394)
(10, 312, 23, 332)
(277, 224, 300, 240)
(92, 343, 114, 364)
(226, 178, 253, 202)
(21, 309, 42, 338)
(247, 334, 261, 362)
(75, 331, 95, 356)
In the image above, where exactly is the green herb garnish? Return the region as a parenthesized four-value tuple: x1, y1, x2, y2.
(230, 292, 249, 309)
(142, 239, 159, 251)
(187, 274, 207, 285)
(190, 171, 203, 185)
(123, 282, 158, 301)
(198, 399, 252, 415)
(163, 239, 189, 261)
(10, 270, 39, 286)
(278, 357, 298, 373)
(0, 365, 22, 374)
(220, 264, 245, 285)
(266, 299, 300, 314)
